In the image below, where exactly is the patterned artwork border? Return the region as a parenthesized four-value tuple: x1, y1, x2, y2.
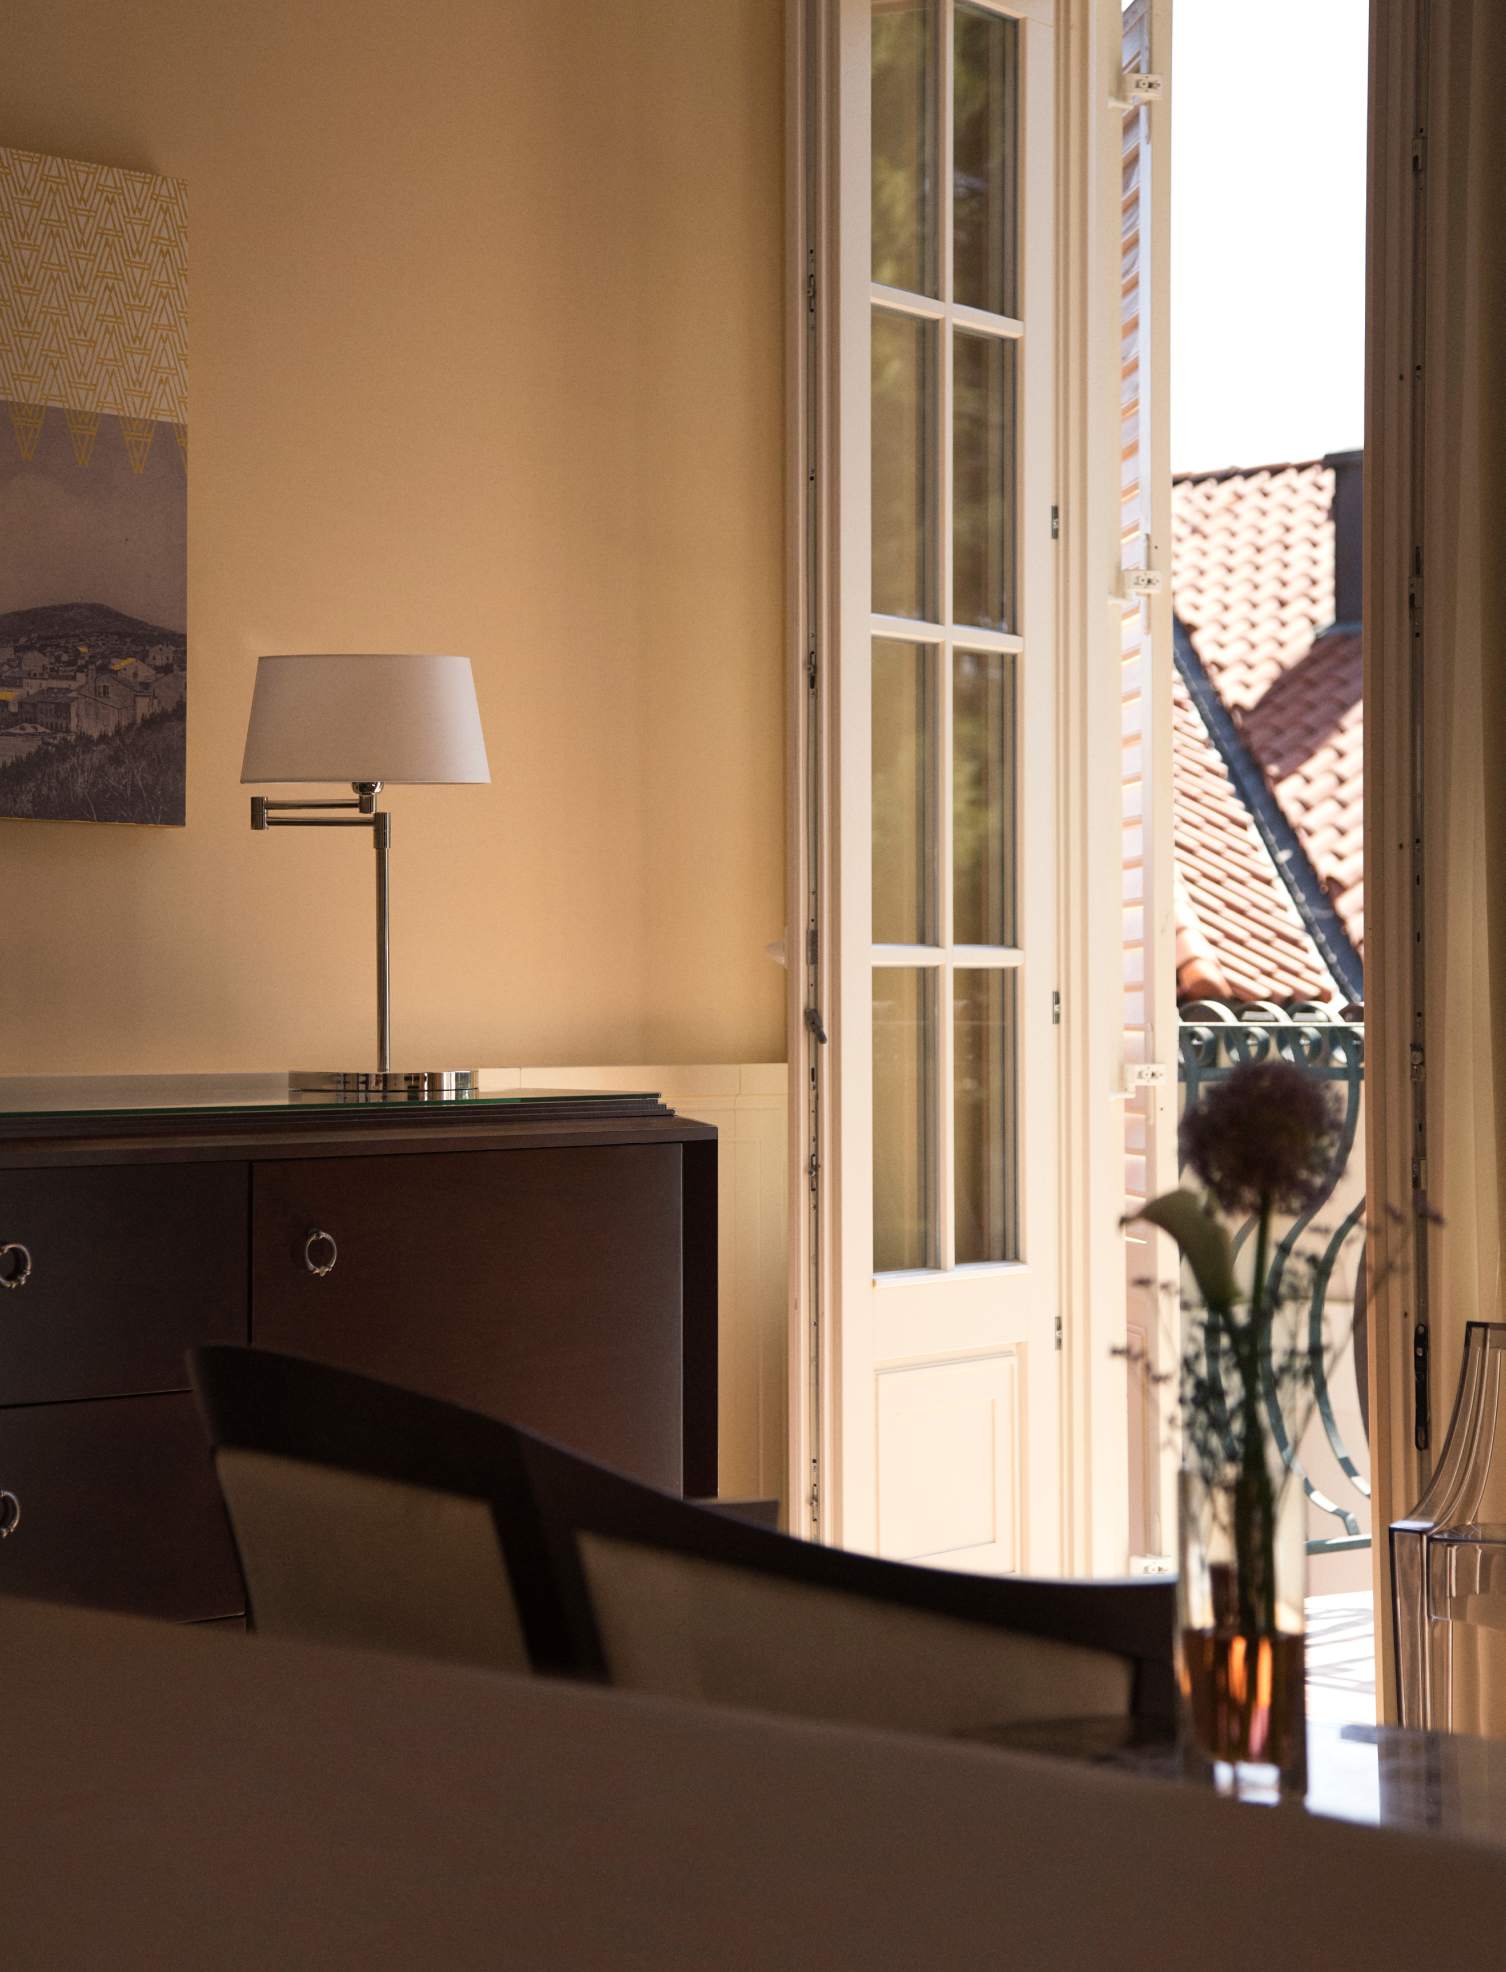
(0, 146, 187, 426)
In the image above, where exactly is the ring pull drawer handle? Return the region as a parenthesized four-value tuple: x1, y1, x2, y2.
(303, 1228, 338, 1278)
(0, 1491, 20, 1538)
(0, 1242, 32, 1290)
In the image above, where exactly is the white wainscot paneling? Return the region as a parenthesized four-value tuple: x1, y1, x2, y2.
(875, 1353, 1020, 1573)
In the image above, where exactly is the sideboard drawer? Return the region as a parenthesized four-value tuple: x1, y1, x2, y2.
(0, 1394, 244, 1621)
(0, 1163, 248, 1405)
(252, 1145, 683, 1491)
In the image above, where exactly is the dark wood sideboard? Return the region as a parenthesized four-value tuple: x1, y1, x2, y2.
(0, 1082, 716, 1626)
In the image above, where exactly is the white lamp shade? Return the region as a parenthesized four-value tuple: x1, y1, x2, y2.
(240, 653, 491, 785)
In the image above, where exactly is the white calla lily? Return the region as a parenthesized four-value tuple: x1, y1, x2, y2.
(1129, 1187, 1239, 1311)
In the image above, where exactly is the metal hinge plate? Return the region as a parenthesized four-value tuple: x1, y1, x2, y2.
(1413, 1321, 1431, 1451)
(1112, 71, 1165, 110)
(1130, 1552, 1175, 1577)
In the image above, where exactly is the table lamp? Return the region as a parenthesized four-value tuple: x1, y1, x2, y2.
(241, 652, 491, 1098)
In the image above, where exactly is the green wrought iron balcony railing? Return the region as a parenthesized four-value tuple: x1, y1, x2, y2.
(1178, 1001, 1370, 1558)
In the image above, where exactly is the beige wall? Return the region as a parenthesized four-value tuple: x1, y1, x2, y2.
(2, 0, 786, 1073)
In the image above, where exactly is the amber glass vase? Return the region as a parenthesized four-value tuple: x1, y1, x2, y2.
(1177, 1462, 1307, 1796)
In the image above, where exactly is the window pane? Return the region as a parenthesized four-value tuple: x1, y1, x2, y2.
(873, 308, 938, 620)
(952, 330, 1016, 632)
(872, 639, 937, 944)
(954, 967, 1019, 1264)
(953, 649, 1017, 946)
(954, 3, 1019, 317)
(874, 968, 938, 1272)
(872, 0, 937, 296)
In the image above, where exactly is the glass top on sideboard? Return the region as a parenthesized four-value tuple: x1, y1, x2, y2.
(0, 1075, 663, 1123)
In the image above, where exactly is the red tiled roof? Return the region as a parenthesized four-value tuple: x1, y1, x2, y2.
(1171, 460, 1363, 1003)
(1175, 462, 1335, 710)
(1242, 626, 1363, 953)
(1172, 671, 1338, 1005)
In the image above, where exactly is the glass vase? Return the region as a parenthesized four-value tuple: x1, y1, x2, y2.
(1177, 1460, 1308, 1796)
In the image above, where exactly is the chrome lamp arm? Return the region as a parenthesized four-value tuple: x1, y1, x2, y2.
(249, 781, 392, 1073)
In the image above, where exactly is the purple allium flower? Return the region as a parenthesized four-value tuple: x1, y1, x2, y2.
(1180, 1057, 1339, 1217)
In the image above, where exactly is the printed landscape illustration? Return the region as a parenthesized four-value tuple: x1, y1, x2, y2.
(0, 601, 187, 825)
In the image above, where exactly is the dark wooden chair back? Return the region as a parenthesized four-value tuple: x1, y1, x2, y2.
(518, 1428, 1177, 1733)
(191, 1345, 1175, 1732)
(190, 1345, 561, 1671)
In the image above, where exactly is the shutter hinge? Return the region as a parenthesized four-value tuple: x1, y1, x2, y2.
(1110, 71, 1165, 111)
(1054, 1315, 1063, 1351)
(1050, 504, 1060, 541)
(1120, 568, 1163, 601)
(1051, 988, 1062, 1025)
(1122, 1061, 1172, 1097)
(1130, 1552, 1175, 1577)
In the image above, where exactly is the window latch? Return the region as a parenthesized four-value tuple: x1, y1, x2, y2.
(804, 1006, 828, 1046)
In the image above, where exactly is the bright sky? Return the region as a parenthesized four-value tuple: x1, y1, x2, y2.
(1169, 0, 1368, 474)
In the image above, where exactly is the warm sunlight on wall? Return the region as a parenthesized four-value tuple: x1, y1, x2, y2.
(2, 0, 786, 1073)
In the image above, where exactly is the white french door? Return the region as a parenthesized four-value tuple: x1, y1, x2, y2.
(824, 0, 1060, 1572)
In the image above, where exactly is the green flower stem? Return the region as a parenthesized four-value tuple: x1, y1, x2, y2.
(1249, 1196, 1271, 1340)
(1231, 1198, 1278, 1637)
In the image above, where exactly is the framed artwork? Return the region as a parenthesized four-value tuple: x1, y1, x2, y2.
(0, 147, 187, 825)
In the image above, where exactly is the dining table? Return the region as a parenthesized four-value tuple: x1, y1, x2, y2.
(4, 1592, 1506, 1970)
(964, 1708, 1506, 1845)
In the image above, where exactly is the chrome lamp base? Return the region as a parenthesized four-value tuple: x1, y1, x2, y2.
(288, 1069, 480, 1101)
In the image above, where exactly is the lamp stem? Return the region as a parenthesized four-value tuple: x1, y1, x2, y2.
(369, 792, 392, 1074)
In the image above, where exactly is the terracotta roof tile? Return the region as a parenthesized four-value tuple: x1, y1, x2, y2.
(1171, 672, 1341, 1005)
(1170, 461, 1364, 1001)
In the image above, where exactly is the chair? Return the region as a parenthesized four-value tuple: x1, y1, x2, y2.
(517, 1428, 1177, 1737)
(189, 1345, 558, 1672)
(191, 1345, 1175, 1737)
